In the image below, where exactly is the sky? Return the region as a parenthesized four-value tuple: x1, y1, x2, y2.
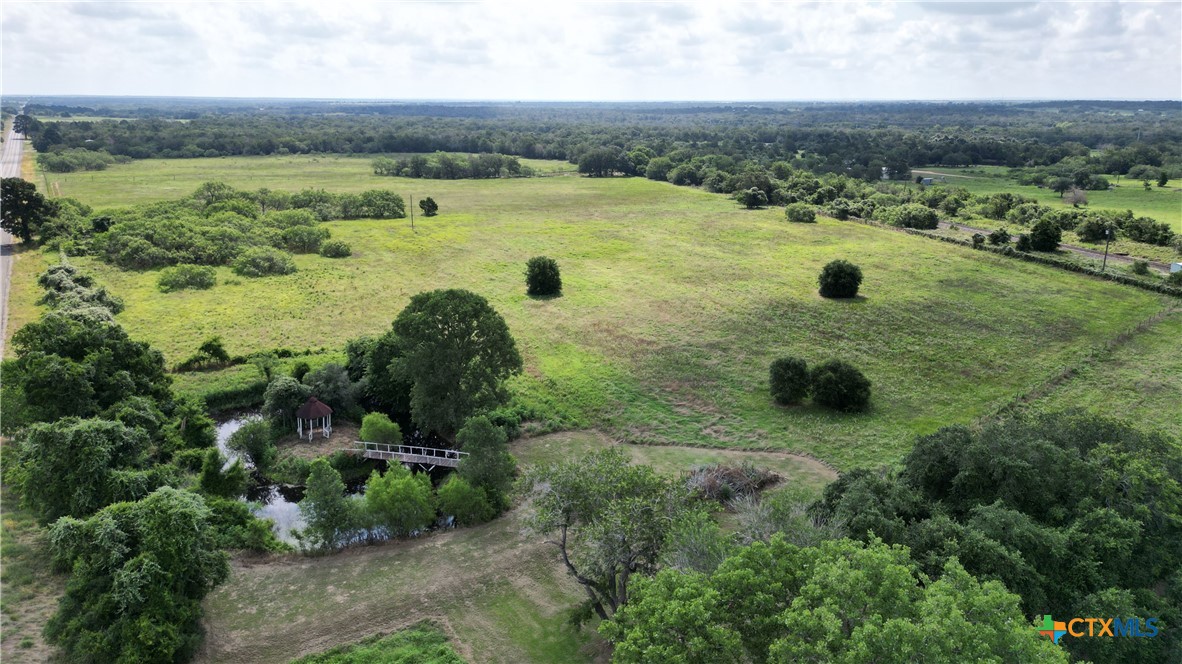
(2, 1, 1180, 101)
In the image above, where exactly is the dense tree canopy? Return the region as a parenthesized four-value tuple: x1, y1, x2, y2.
(1, 177, 59, 242)
(45, 487, 230, 663)
(602, 536, 1067, 663)
(390, 289, 522, 437)
(812, 411, 1182, 664)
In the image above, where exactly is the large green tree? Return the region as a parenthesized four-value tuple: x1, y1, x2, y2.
(45, 487, 230, 663)
(602, 536, 1067, 663)
(1, 177, 59, 242)
(298, 458, 356, 551)
(364, 465, 435, 537)
(14, 417, 180, 525)
(522, 449, 691, 620)
(456, 415, 517, 510)
(390, 289, 522, 437)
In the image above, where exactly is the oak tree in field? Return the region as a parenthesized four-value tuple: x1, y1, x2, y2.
(522, 449, 691, 621)
(525, 256, 562, 296)
(390, 289, 522, 437)
(419, 196, 438, 216)
(1, 177, 60, 242)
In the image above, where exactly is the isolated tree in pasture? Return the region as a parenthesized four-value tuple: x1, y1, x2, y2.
(1158, 172, 1169, 187)
(817, 259, 863, 298)
(1050, 177, 1073, 198)
(45, 487, 230, 664)
(769, 356, 809, 405)
(419, 196, 438, 216)
(1, 178, 60, 242)
(522, 448, 690, 621)
(810, 359, 871, 412)
(1066, 187, 1088, 207)
(988, 226, 1011, 245)
(391, 289, 522, 437)
(525, 256, 562, 296)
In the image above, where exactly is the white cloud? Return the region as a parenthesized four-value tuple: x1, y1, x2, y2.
(1, 0, 1177, 100)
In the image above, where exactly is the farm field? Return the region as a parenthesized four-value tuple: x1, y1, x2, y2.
(914, 165, 1182, 231)
(37, 154, 573, 207)
(10, 161, 1176, 469)
(1025, 309, 1182, 432)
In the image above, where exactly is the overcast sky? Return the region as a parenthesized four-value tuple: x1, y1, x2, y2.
(3, 1, 1179, 101)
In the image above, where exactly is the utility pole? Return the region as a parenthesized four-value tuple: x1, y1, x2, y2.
(1101, 227, 1112, 272)
(409, 194, 415, 231)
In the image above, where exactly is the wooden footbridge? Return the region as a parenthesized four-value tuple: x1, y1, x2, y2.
(352, 441, 468, 470)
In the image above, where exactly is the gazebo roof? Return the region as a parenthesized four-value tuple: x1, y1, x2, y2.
(296, 396, 333, 419)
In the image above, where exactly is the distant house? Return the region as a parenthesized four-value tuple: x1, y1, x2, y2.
(921, 178, 934, 186)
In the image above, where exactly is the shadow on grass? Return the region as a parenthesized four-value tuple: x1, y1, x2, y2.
(527, 292, 563, 301)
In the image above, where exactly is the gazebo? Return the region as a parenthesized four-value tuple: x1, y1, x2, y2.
(296, 397, 333, 441)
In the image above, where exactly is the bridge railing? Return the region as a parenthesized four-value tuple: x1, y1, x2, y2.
(353, 441, 468, 461)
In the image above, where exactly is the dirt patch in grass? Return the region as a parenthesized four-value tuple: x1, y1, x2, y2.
(275, 422, 362, 461)
(0, 486, 67, 663)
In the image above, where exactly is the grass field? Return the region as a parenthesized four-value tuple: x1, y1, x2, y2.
(1026, 309, 1182, 432)
(0, 486, 66, 664)
(11, 162, 1176, 469)
(914, 166, 1182, 231)
(40, 154, 573, 207)
(290, 622, 464, 663)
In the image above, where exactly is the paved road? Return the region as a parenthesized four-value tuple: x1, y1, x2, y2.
(1, 123, 24, 356)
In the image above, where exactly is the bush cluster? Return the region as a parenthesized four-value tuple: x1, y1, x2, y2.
(319, 240, 352, 258)
(232, 246, 298, 277)
(784, 202, 816, 223)
(768, 356, 871, 412)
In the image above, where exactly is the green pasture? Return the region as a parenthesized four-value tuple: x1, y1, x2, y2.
(915, 166, 1182, 231)
(40, 154, 573, 208)
(1027, 309, 1182, 432)
(12, 169, 1173, 469)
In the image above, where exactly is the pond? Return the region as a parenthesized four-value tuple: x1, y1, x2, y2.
(217, 414, 320, 544)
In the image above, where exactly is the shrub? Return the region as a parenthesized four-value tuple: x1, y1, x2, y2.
(818, 260, 863, 299)
(1015, 234, 1033, 252)
(784, 202, 816, 223)
(437, 475, 495, 526)
(291, 361, 311, 382)
(227, 418, 277, 471)
(879, 203, 938, 229)
(769, 357, 809, 405)
(987, 227, 1010, 246)
(1130, 260, 1150, 276)
(359, 412, 402, 445)
(1029, 219, 1061, 252)
(157, 264, 216, 292)
(1075, 217, 1112, 243)
(971, 233, 985, 249)
(810, 359, 871, 412)
(418, 196, 438, 217)
(525, 256, 562, 296)
(279, 225, 330, 253)
(319, 239, 352, 258)
(737, 188, 768, 209)
(1168, 271, 1182, 286)
(232, 247, 297, 277)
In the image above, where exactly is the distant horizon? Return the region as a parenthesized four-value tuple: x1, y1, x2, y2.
(5, 94, 1180, 105)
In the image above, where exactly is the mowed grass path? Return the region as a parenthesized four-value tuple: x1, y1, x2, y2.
(14, 160, 1172, 468)
(915, 166, 1182, 231)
